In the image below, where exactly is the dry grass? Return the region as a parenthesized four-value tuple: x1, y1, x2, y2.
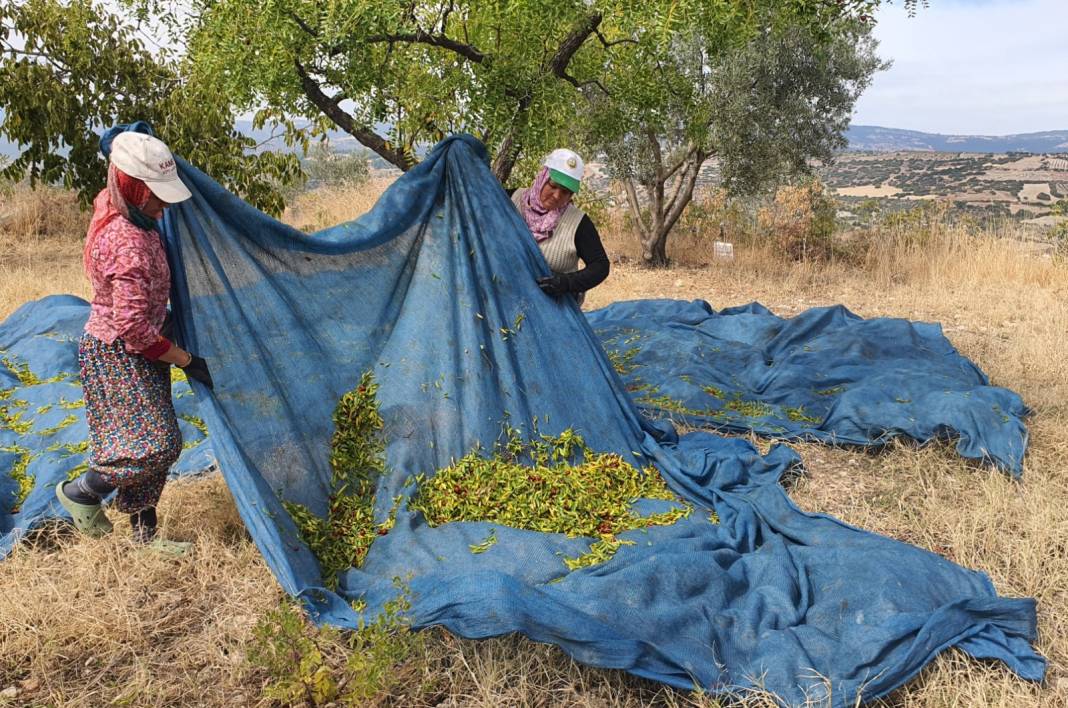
(0, 184, 91, 320)
(282, 179, 394, 233)
(1, 182, 1066, 706)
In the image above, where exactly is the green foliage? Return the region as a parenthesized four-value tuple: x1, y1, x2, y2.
(0, 397, 33, 435)
(178, 0, 632, 178)
(0, 0, 302, 213)
(134, 0, 883, 185)
(179, 413, 208, 449)
(876, 201, 951, 250)
(722, 393, 774, 419)
(304, 143, 371, 189)
(1, 355, 46, 387)
(248, 584, 427, 706)
(758, 179, 840, 261)
(784, 406, 820, 424)
(468, 530, 498, 554)
(285, 371, 393, 589)
(330, 371, 386, 489)
(606, 346, 641, 376)
(1052, 221, 1068, 260)
(249, 600, 340, 706)
(589, 5, 885, 265)
(410, 427, 695, 571)
(35, 413, 76, 437)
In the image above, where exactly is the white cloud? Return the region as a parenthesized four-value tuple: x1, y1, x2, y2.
(852, 0, 1068, 134)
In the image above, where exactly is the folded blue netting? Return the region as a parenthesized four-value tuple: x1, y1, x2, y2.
(0, 126, 1044, 706)
(588, 298, 1029, 475)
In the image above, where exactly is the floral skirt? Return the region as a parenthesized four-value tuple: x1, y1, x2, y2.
(79, 333, 182, 513)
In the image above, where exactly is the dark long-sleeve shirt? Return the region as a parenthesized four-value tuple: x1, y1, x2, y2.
(506, 188, 610, 294)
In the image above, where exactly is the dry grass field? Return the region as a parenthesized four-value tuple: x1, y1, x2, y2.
(1, 180, 1066, 707)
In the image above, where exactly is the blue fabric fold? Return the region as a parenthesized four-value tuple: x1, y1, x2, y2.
(588, 299, 1029, 475)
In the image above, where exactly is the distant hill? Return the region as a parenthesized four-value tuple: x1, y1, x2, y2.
(846, 125, 1068, 154)
(6, 114, 1068, 160)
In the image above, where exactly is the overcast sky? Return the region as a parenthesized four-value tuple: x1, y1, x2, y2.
(852, 0, 1068, 135)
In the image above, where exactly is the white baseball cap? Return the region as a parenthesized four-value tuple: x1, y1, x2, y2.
(109, 132, 192, 204)
(544, 148, 584, 193)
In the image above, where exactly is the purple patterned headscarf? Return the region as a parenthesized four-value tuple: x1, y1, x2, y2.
(520, 167, 567, 242)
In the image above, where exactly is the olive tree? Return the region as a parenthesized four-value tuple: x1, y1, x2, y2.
(588, 14, 885, 266)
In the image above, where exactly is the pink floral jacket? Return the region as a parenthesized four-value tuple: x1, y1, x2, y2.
(83, 190, 170, 355)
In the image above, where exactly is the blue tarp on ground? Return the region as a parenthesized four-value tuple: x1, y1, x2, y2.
(0, 127, 1045, 705)
(589, 299, 1029, 475)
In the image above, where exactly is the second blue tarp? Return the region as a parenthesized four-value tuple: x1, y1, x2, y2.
(590, 298, 1028, 475)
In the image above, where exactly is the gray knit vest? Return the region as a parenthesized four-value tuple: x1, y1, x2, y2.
(511, 188, 585, 276)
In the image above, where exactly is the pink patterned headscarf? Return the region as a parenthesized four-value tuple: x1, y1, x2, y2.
(85, 164, 155, 273)
(520, 167, 567, 242)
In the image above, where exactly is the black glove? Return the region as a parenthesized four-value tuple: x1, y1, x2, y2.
(160, 310, 176, 342)
(182, 355, 214, 390)
(537, 273, 571, 297)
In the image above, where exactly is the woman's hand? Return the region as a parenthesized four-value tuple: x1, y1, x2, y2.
(158, 342, 214, 389)
(180, 355, 214, 389)
(537, 273, 571, 297)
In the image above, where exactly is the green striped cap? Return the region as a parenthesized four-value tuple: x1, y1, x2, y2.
(548, 168, 580, 194)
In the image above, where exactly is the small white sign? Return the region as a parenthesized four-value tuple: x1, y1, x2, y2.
(713, 241, 734, 261)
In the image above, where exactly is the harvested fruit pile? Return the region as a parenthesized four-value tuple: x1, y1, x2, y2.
(288, 374, 704, 584)
(409, 428, 696, 570)
(285, 371, 395, 589)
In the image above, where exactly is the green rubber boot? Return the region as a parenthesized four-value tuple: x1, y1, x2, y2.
(55, 483, 113, 538)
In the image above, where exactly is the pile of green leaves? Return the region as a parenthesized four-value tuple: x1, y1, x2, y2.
(289, 376, 706, 580)
(285, 371, 395, 589)
(410, 428, 695, 570)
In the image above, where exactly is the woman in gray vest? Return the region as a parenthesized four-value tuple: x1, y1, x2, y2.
(509, 149, 609, 306)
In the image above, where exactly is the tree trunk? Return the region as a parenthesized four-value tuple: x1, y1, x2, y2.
(294, 59, 417, 172)
(491, 132, 519, 184)
(641, 232, 670, 267)
(619, 139, 707, 269)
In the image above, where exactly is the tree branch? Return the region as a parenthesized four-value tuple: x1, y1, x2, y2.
(3, 47, 72, 77)
(663, 149, 705, 235)
(491, 90, 534, 182)
(595, 29, 638, 49)
(293, 59, 416, 171)
(285, 10, 318, 38)
(549, 13, 603, 81)
(663, 145, 698, 183)
(556, 72, 611, 97)
(362, 30, 486, 63)
(645, 128, 665, 208)
(622, 177, 651, 241)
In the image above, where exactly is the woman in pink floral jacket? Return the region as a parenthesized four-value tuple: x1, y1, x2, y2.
(56, 132, 211, 555)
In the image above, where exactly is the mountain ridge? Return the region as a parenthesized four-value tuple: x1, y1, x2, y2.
(3, 117, 1067, 159)
(845, 125, 1068, 153)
